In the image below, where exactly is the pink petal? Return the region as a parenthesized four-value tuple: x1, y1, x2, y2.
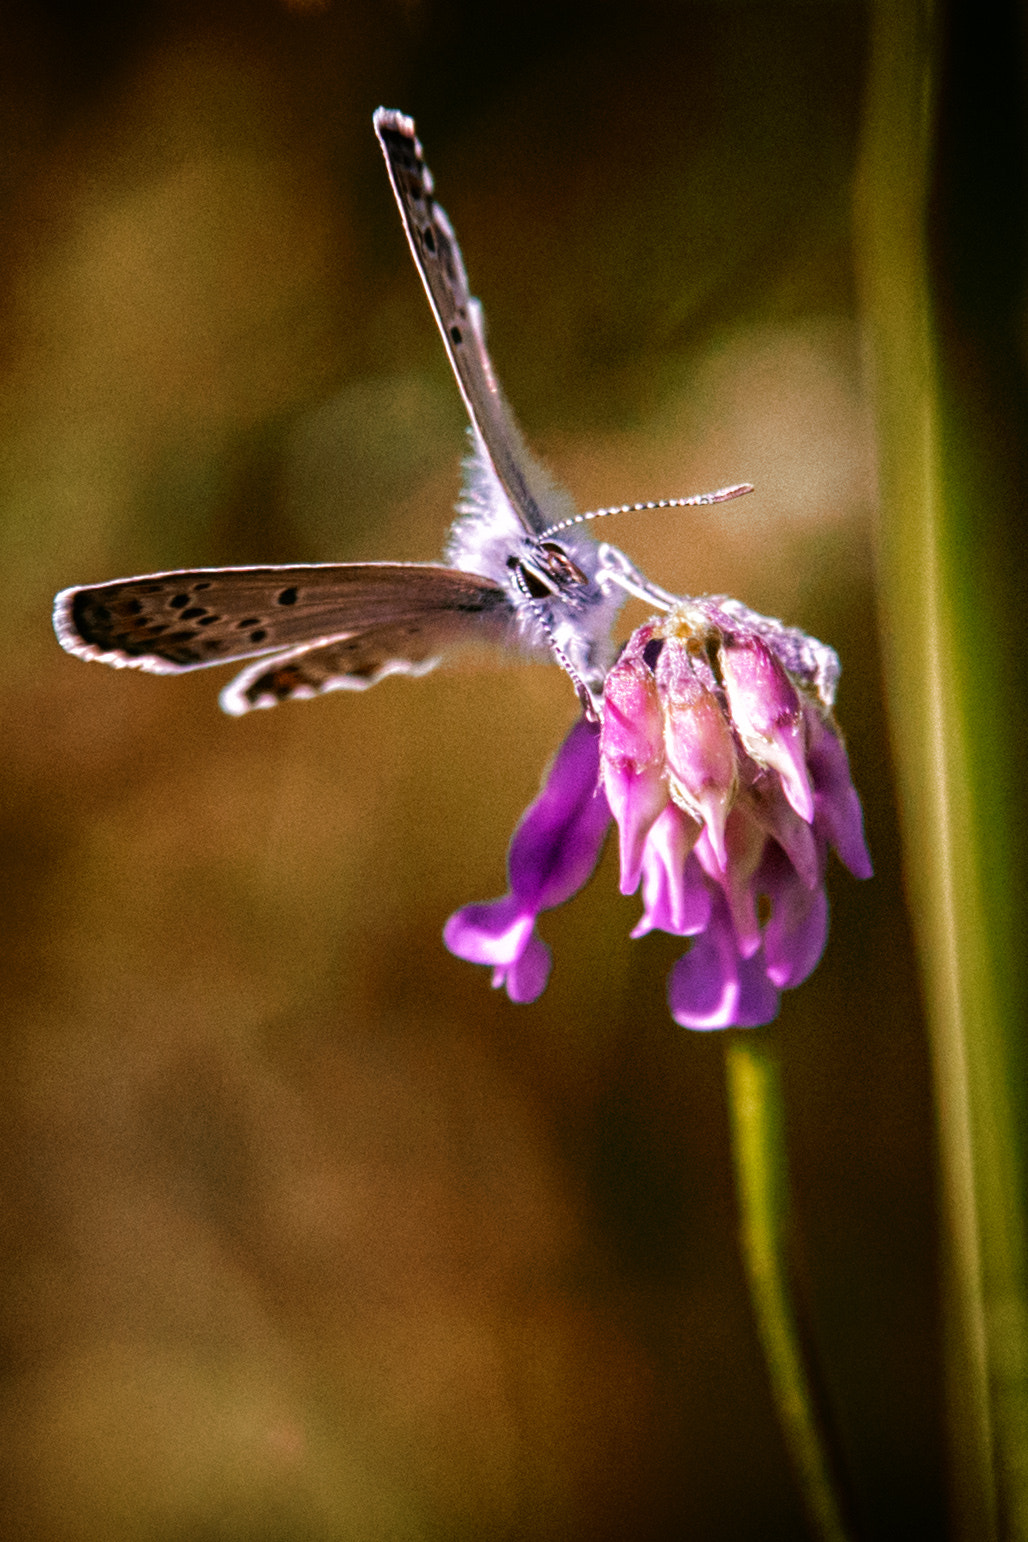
(718, 805, 769, 958)
(600, 645, 665, 768)
(763, 719, 816, 824)
(602, 759, 669, 895)
(657, 640, 738, 865)
(631, 808, 710, 937)
(720, 636, 814, 822)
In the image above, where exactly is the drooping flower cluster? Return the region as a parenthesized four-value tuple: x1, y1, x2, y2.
(445, 597, 870, 1029)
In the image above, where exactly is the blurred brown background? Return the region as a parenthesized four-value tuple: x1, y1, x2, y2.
(0, 2, 942, 1537)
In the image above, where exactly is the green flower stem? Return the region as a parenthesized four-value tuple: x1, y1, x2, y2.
(856, 3, 1028, 1536)
(725, 1036, 854, 1542)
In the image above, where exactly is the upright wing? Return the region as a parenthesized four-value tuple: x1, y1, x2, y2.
(54, 562, 511, 674)
(374, 108, 566, 539)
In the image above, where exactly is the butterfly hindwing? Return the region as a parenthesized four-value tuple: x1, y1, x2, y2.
(54, 563, 511, 675)
(220, 606, 511, 714)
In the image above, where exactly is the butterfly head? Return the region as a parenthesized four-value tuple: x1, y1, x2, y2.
(444, 435, 627, 713)
(506, 541, 589, 603)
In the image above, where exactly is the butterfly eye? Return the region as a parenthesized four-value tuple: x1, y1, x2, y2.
(506, 556, 553, 601)
(539, 543, 588, 587)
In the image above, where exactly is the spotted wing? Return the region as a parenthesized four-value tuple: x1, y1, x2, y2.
(374, 108, 566, 539)
(219, 607, 511, 714)
(54, 562, 510, 675)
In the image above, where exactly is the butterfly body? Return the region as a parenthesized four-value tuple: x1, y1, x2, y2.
(53, 108, 750, 718)
(444, 432, 625, 703)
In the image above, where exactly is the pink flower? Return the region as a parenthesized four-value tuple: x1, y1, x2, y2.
(445, 596, 870, 1028)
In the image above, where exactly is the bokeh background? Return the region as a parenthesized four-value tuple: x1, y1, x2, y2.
(0, 2, 952, 1537)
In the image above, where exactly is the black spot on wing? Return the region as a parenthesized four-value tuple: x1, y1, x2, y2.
(68, 586, 228, 664)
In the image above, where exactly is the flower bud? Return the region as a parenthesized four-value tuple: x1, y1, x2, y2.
(657, 638, 737, 871)
(600, 640, 669, 892)
(600, 632, 665, 771)
(719, 636, 815, 823)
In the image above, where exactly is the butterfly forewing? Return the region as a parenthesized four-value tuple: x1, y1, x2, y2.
(51, 109, 637, 715)
(54, 563, 510, 674)
(374, 109, 564, 540)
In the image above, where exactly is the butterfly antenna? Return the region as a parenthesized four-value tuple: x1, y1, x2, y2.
(537, 482, 754, 541)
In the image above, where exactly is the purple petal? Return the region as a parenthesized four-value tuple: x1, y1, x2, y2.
(719, 805, 770, 958)
(690, 809, 766, 959)
(445, 718, 612, 1006)
(746, 769, 822, 890)
(444, 896, 533, 966)
(763, 857, 830, 988)
(732, 951, 782, 1028)
(508, 718, 612, 910)
(494, 929, 552, 1003)
(806, 713, 873, 880)
(668, 894, 781, 1031)
(667, 900, 742, 1030)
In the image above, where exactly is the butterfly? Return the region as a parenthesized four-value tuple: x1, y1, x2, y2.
(53, 108, 751, 720)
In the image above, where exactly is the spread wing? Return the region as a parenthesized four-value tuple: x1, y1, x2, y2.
(374, 108, 570, 539)
(219, 611, 505, 714)
(53, 562, 511, 676)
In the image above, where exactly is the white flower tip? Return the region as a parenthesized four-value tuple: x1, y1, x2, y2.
(779, 764, 815, 824)
(763, 727, 815, 824)
(698, 790, 730, 871)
